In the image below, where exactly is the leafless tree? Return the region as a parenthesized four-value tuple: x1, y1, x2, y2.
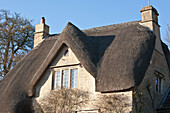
(37, 89, 90, 113)
(165, 24, 170, 47)
(0, 10, 34, 76)
(94, 93, 132, 113)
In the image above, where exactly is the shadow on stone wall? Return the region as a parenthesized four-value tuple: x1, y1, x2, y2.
(14, 97, 34, 113)
(14, 94, 43, 113)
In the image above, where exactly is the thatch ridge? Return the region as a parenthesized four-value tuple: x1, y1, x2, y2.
(83, 21, 140, 36)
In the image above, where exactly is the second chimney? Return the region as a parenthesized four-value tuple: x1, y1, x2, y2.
(140, 5, 164, 54)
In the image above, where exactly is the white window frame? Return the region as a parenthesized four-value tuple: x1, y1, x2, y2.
(52, 65, 79, 90)
(155, 71, 164, 93)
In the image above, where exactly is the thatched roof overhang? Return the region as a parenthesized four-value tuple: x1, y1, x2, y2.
(93, 23, 156, 92)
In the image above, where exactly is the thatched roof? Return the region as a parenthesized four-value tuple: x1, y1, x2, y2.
(0, 21, 158, 112)
(87, 22, 156, 92)
(162, 42, 170, 71)
(0, 37, 57, 112)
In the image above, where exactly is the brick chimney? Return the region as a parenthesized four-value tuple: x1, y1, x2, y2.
(140, 5, 163, 54)
(34, 17, 49, 47)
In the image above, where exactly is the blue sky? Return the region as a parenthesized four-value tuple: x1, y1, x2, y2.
(1, 0, 170, 43)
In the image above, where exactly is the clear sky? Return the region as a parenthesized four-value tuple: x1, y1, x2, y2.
(1, 0, 170, 43)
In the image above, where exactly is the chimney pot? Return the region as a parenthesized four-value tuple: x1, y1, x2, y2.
(41, 17, 45, 24)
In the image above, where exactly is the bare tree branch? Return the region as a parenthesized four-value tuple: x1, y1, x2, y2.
(94, 93, 132, 113)
(0, 10, 34, 77)
(36, 89, 90, 113)
(165, 24, 170, 48)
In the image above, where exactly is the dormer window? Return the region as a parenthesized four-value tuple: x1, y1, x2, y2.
(155, 71, 164, 93)
(64, 49, 69, 56)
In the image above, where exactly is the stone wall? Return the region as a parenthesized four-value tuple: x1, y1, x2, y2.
(133, 50, 170, 113)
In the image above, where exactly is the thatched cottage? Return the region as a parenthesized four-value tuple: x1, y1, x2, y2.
(0, 5, 169, 113)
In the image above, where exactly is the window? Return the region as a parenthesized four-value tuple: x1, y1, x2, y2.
(53, 68, 78, 89)
(64, 49, 69, 56)
(62, 70, 69, 88)
(54, 71, 61, 89)
(155, 71, 164, 93)
(71, 69, 78, 88)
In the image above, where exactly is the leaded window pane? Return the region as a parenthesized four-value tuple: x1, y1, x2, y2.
(159, 77, 162, 93)
(71, 69, 78, 88)
(54, 71, 61, 89)
(63, 70, 69, 88)
(155, 75, 158, 92)
(155, 72, 163, 93)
